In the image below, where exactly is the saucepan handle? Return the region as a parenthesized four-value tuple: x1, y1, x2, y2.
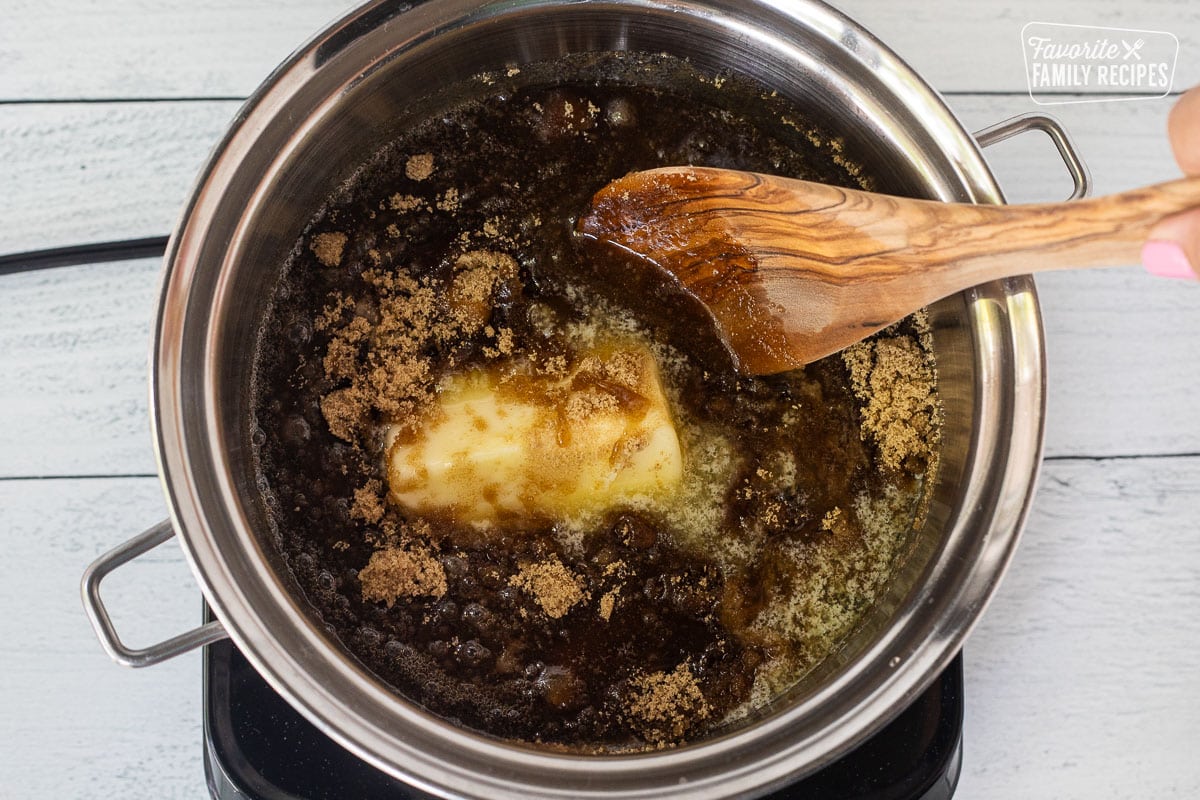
(81, 519, 229, 667)
(973, 112, 1092, 201)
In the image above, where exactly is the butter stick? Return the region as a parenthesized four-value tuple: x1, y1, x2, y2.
(386, 344, 683, 524)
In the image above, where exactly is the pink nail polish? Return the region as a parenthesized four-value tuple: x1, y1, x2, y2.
(1142, 240, 1198, 280)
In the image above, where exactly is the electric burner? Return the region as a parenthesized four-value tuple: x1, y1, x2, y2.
(203, 607, 962, 800)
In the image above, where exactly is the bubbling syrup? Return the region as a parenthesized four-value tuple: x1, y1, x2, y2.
(251, 52, 940, 751)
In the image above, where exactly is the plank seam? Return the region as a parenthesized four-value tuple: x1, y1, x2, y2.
(0, 91, 1185, 106)
(0, 474, 160, 481)
(0, 96, 245, 105)
(1043, 452, 1200, 462)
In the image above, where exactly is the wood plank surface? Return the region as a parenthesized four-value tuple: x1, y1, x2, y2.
(0, 258, 160, 477)
(0, 478, 203, 800)
(841, 0, 1199, 96)
(0, 0, 353, 101)
(3, 2, 1199, 798)
(0, 1, 1195, 100)
(960, 456, 1200, 799)
(0, 101, 237, 254)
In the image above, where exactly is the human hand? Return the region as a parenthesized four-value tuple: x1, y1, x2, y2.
(1143, 86, 1200, 280)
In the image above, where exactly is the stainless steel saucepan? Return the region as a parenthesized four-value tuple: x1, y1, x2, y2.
(82, 1, 1088, 797)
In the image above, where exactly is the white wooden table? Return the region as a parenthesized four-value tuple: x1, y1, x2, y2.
(2, 2, 1198, 798)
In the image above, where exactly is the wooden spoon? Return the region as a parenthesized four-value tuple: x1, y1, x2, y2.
(575, 166, 1200, 374)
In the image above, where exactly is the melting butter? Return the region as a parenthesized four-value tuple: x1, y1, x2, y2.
(386, 343, 683, 524)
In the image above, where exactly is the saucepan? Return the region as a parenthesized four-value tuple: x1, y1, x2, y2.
(81, 1, 1088, 797)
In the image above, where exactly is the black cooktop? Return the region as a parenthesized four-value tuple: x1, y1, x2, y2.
(202, 624, 962, 800)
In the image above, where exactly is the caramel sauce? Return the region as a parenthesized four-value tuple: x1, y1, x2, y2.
(251, 52, 939, 750)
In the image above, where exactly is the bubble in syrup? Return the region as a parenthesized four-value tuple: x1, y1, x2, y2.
(604, 97, 636, 128)
(281, 415, 311, 446)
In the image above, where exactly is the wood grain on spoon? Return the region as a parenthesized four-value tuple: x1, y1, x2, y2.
(576, 166, 1200, 374)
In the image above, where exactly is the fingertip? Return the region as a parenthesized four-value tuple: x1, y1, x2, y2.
(1142, 240, 1198, 280)
(1168, 86, 1200, 175)
(1144, 204, 1200, 279)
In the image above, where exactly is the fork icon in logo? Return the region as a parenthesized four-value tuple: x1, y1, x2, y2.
(1123, 38, 1146, 60)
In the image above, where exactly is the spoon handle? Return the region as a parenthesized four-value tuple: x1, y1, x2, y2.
(914, 176, 1200, 285)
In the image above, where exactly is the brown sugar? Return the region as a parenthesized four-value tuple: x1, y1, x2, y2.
(319, 275, 436, 437)
(624, 663, 710, 743)
(359, 543, 448, 607)
(481, 326, 514, 358)
(314, 293, 351, 332)
(509, 557, 587, 619)
(350, 479, 385, 524)
(320, 386, 369, 441)
(316, 251, 522, 444)
(406, 153, 435, 181)
(310, 231, 348, 267)
(436, 188, 460, 212)
(539, 354, 568, 378)
(842, 333, 941, 471)
(598, 587, 619, 621)
(447, 250, 517, 330)
(559, 347, 653, 426)
(564, 389, 618, 422)
(323, 336, 361, 382)
(389, 193, 424, 212)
